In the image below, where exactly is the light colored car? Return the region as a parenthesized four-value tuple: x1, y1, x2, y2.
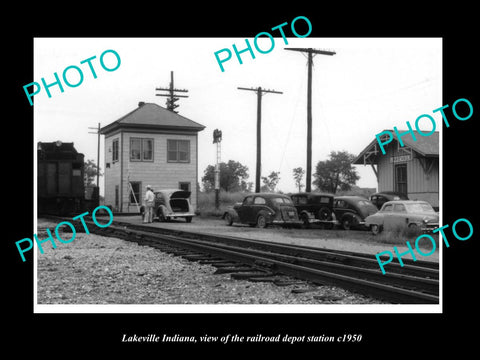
(365, 200, 438, 235)
(141, 189, 195, 223)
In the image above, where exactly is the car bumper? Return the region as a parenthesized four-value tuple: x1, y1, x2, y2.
(272, 219, 303, 226)
(165, 212, 195, 218)
(421, 223, 439, 232)
(309, 218, 337, 225)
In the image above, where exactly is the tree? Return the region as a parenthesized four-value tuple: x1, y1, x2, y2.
(261, 171, 281, 192)
(84, 159, 102, 186)
(292, 167, 305, 192)
(313, 151, 359, 194)
(202, 160, 250, 192)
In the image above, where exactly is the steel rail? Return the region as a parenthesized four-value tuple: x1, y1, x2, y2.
(91, 222, 439, 304)
(111, 220, 439, 278)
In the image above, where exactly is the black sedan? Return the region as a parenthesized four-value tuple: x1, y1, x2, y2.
(290, 192, 336, 228)
(333, 196, 378, 230)
(369, 191, 409, 210)
(222, 193, 302, 228)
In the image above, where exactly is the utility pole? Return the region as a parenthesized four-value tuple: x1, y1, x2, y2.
(285, 48, 335, 192)
(238, 86, 283, 193)
(155, 71, 189, 113)
(88, 123, 101, 187)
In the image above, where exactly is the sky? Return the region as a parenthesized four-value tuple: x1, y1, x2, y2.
(33, 37, 442, 195)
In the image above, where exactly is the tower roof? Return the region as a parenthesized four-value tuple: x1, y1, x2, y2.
(100, 102, 205, 135)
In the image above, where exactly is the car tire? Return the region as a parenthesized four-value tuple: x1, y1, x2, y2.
(157, 207, 166, 222)
(300, 213, 310, 229)
(341, 216, 352, 230)
(371, 224, 382, 235)
(318, 207, 332, 221)
(256, 214, 268, 228)
(224, 213, 233, 226)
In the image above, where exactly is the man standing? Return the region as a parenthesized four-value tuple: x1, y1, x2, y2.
(144, 185, 155, 223)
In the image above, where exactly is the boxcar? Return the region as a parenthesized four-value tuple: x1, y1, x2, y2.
(37, 141, 86, 215)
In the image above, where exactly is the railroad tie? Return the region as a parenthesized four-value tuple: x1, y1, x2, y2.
(230, 271, 275, 280)
(214, 266, 257, 274)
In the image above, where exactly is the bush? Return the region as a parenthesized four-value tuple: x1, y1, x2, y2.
(197, 190, 248, 217)
(375, 224, 438, 251)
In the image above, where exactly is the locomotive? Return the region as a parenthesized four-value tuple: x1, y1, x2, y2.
(37, 141, 97, 215)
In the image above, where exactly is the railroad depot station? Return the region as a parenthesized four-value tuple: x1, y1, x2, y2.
(353, 130, 439, 210)
(99, 101, 205, 213)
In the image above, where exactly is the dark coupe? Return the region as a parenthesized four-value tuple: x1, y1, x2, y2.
(223, 193, 302, 228)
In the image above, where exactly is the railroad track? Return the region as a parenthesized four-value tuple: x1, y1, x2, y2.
(51, 217, 440, 304)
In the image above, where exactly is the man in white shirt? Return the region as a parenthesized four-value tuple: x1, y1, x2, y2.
(144, 185, 155, 223)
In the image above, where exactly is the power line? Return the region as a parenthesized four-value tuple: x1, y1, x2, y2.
(155, 71, 189, 113)
(237, 86, 283, 193)
(285, 47, 335, 192)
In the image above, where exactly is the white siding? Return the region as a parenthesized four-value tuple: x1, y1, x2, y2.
(377, 142, 439, 208)
(104, 130, 198, 213)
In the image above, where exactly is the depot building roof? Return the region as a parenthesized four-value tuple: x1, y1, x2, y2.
(353, 130, 439, 165)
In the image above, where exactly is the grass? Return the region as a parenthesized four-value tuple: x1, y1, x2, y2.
(375, 224, 439, 251)
(197, 190, 247, 217)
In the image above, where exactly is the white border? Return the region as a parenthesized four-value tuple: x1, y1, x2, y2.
(33, 37, 443, 314)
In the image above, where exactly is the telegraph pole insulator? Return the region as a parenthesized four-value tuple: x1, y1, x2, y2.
(156, 71, 189, 113)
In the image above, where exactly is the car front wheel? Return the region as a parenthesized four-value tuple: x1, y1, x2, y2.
(300, 213, 310, 229)
(370, 224, 382, 235)
(342, 217, 352, 230)
(157, 208, 166, 222)
(256, 214, 268, 228)
(224, 213, 233, 226)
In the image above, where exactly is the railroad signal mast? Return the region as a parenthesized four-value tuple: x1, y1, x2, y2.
(237, 86, 283, 193)
(213, 129, 222, 211)
(155, 71, 189, 113)
(285, 47, 335, 192)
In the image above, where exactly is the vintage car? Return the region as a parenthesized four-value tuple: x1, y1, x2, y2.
(290, 192, 336, 228)
(333, 196, 378, 230)
(369, 191, 409, 210)
(140, 189, 195, 223)
(365, 200, 439, 235)
(222, 193, 302, 228)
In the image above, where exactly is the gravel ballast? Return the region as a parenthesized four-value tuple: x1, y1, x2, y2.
(36, 219, 383, 306)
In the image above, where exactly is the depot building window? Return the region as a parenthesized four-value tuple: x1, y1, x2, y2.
(130, 138, 153, 162)
(167, 139, 190, 163)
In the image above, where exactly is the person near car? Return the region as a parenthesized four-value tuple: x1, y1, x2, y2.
(144, 185, 155, 223)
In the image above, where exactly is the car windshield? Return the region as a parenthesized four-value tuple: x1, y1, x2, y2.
(405, 203, 435, 213)
(271, 197, 293, 205)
